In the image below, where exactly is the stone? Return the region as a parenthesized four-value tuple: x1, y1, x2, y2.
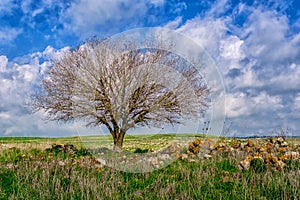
(193, 138, 202, 146)
(204, 138, 216, 150)
(96, 158, 106, 165)
(180, 154, 189, 160)
(167, 142, 179, 152)
(188, 142, 194, 148)
(253, 153, 264, 162)
(280, 141, 288, 147)
(247, 140, 255, 147)
(58, 161, 65, 166)
(159, 154, 171, 160)
(218, 140, 226, 148)
(217, 147, 224, 152)
(270, 156, 278, 164)
(277, 137, 285, 144)
(259, 146, 267, 152)
(285, 151, 300, 160)
(96, 165, 104, 172)
(239, 155, 252, 170)
(291, 151, 300, 160)
(6, 163, 15, 169)
(275, 160, 286, 170)
(147, 157, 160, 168)
(240, 143, 247, 150)
(203, 154, 212, 159)
(269, 137, 276, 144)
(278, 147, 286, 152)
(231, 141, 240, 148)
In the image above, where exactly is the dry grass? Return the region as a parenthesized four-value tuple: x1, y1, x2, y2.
(0, 136, 299, 199)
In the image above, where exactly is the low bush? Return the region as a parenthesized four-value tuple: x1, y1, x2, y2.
(250, 158, 267, 173)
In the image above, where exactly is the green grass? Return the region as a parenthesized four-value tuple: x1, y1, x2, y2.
(0, 133, 201, 152)
(0, 136, 299, 199)
(0, 146, 298, 199)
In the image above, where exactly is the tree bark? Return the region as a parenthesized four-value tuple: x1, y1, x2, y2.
(113, 130, 126, 151)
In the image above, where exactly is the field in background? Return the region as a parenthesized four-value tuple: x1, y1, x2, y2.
(0, 134, 202, 152)
(0, 133, 298, 151)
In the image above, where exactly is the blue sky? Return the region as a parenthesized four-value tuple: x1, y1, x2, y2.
(0, 0, 300, 137)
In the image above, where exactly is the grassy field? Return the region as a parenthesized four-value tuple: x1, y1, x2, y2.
(0, 134, 198, 152)
(0, 134, 299, 199)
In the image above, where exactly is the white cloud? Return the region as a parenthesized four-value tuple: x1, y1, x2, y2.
(32, 7, 44, 17)
(0, 0, 15, 16)
(176, 16, 229, 56)
(150, 0, 165, 7)
(174, 1, 300, 135)
(220, 36, 245, 60)
(267, 64, 300, 91)
(225, 92, 250, 118)
(0, 0, 299, 136)
(206, 0, 231, 17)
(293, 93, 300, 110)
(0, 55, 8, 72)
(0, 46, 77, 137)
(226, 91, 283, 118)
(242, 9, 298, 64)
(60, 0, 162, 39)
(231, 65, 263, 88)
(20, 0, 34, 14)
(170, 2, 187, 14)
(0, 27, 23, 44)
(0, 112, 11, 120)
(164, 17, 182, 29)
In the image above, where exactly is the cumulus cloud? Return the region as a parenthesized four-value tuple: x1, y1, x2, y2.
(164, 17, 182, 29)
(60, 0, 165, 39)
(0, 0, 299, 136)
(175, 0, 300, 135)
(0, 56, 8, 72)
(0, 27, 23, 44)
(225, 92, 283, 118)
(176, 17, 229, 57)
(242, 9, 299, 64)
(0, 46, 78, 137)
(220, 36, 245, 61)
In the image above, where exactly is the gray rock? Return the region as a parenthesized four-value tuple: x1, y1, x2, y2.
(96, 158, 106, 165)
(180, 154, 189, 160)
(280, 141, 288, 147)
(203, 154, 212, 159)
(159, 154, 171, 160)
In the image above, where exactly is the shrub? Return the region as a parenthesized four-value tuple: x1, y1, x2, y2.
(133, 148, 149, 153)
(0, 148, 23, 164)
(0, 170, 16, 196)
(250, 158, 266, 173)
(75, 147, 91, 157)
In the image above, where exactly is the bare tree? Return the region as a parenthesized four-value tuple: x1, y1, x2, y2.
(32, 38, 210, 150)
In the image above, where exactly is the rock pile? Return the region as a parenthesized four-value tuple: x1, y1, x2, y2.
(238, 137, 299, 170)
(180, 138, 232, 161)
(61, 137, 297, 172)
(91, 141, 185, 172)
(180, 137, 299, 171)
(50, 143, 77, 155)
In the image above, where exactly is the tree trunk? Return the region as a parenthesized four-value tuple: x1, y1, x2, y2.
(113, 130, 125, 151)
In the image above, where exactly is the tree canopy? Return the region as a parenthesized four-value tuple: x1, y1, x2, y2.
(32, 39, 210, 149)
